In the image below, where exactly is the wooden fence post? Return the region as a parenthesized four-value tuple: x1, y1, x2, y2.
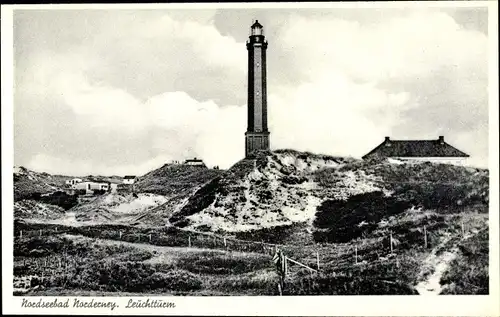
(277, 283, 282, 296)
(39, 229, 42, 237)
(355, 245, 358, 264)
(390, 232, 394, 254)
(20, 230, 22, 239)
(188, 236, 191, 248)
(223, 237, 227, 248)
(149, 233, 152, 242)
(424, 225, 428, 249)
(316, 251, 320, 271)
(119, 231, 122, 239)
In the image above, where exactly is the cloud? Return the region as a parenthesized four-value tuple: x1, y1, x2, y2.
(268, 71, 412, 157)
(280, 11, 487, 82)
(273, 10, 488, 166)
(28, 153, 175, 177)
(14, 8, 489, 175)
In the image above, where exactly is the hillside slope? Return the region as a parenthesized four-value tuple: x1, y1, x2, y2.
(13, 166, 71, 201)
(170, 150, 378, 232)
(121, 164, 225, 226)
(14, 200, 66, 220)
(13, 151, 489, 295)
(70, 193, 169, 224)
(133, 163, 224, 196)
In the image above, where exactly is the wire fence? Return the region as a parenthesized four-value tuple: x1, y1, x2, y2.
(14, 218, 472, 279)
(14, 222, 285, 256)
(13, 219, 473, 296)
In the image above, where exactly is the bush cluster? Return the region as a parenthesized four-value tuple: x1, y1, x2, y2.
(176, 251, 270, 275)
(144, 270, 202, 291)
(41, 260, 202, 293)
(170, 177, 221, 224)
(313, 191, 411, 243)
(14, 236, 73, 257)
(234, 223, 303, 244)
(440, 229, 489, 294)
(284, 272, 417, 295)
(394, 182, 487, 212)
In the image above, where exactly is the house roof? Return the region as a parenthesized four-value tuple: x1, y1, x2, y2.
(123, 175, 137, 179)
(185, 158, 204, 163)
(362, 137, 469, 159)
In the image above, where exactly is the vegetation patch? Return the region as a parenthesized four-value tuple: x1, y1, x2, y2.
(284, 272, 418, 295)
(313, 191, 411, 243)
(233, 223, 307, 244)
(440, 229, 489, 294)
(170, 177, 221, 224)
(176, 251, 271, 275)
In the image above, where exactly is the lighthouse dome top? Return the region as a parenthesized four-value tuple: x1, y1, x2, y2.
(250, 20, 264, 36)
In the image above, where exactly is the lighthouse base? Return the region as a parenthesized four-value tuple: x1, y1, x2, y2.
(245, 131, 270, 157)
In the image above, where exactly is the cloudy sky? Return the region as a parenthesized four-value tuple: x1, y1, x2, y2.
(13, 5, 490, 176)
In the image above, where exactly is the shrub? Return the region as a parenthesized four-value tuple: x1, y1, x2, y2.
(313, 191, 411, 243)
(116, 250, 153, 262)
(234, 223, 304, 244)
(256, 188, 273, 202)
(63, 260, 203, 293)
(144, 270, 202, 291)
(440, 229, 489, 294)
(394, 182, 487, 212)
(84, 260, 155, 292)
(213, 270, 276, 293)
(176, 251, 270, 275)
(284, 272, 418, 295)
(74, 189, 87, 196)
(13, 263, 30, 276)
(14, 236, 73, 257)
(38, 191, 78, 210)
(93, 189, 107, 196)
(30, 192, 42, 200)
(170, 177, 221, 224)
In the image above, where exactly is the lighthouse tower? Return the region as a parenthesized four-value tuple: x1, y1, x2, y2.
(245, 20, 270, 157)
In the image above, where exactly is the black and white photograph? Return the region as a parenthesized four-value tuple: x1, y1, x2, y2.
(1, 1, 499, 316)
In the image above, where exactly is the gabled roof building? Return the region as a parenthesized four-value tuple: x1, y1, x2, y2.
(362, 136, 469, 165)
(184, 157, 207, 168)
(122, 175, 137, 184)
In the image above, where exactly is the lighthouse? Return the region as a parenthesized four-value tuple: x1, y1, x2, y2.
(245, 20, 270, 157)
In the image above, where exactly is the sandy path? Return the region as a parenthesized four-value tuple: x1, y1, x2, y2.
(415, 229, 478, 295)
(414, 249, 458, 295)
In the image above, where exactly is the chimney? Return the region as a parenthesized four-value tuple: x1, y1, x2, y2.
(384, 136, 391, 146)
(438, 136, 444, 144)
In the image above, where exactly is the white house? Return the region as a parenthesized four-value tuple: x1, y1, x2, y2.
(65, 178, 83, 186)
(184, 157, 207, 168)
(73, 181, 109, 194)
(122, 176, 137, 184)
(110, 183, 118, 193)
(362, 136, 469, 166)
